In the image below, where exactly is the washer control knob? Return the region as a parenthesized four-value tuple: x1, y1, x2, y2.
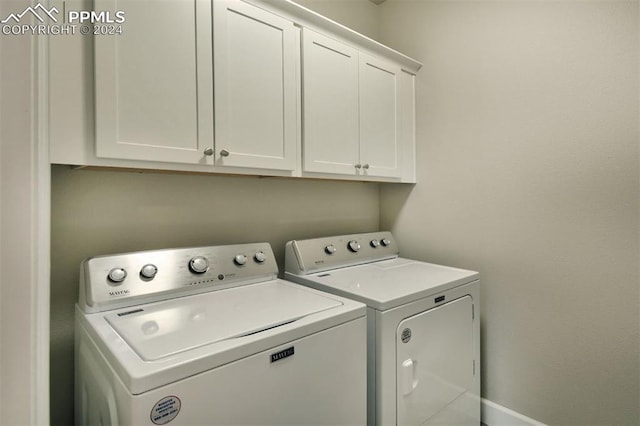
(347, 240, 361, 253)
(381, 238, 391, 247)
(108, 268, 127, 283)
(234, 254, 247, 266)
(140, 264, 158, 279)
(325, 245, 337, 255)
(370, 239, 380, 248)
(254, 251, 267, 263)
(189, 256, 209, 274)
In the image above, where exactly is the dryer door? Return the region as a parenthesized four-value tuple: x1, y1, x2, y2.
(396, 295, 476, 425)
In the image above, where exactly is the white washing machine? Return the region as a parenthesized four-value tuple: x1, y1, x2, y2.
(285, 232, 480, 426)
(75, 242, 367, 425)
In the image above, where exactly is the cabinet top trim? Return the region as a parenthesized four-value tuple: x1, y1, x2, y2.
(246, 0, 423, 73)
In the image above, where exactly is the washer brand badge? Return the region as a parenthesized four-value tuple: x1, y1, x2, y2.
(109, 289, 130, 297)
(150, 395, 181, 425)
(1, 2, 126, 36)
(271, 346, 295, 363)
(401, 328, 412, 344)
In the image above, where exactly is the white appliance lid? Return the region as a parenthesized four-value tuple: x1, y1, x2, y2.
(298, 258, 478, 310)
(105, 281, 342, 361)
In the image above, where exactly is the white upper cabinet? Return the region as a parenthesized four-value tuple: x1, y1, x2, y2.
(213, 0, 297, 171)
(94, 0, 214, 165)
(359, 53, 402, 178)
(302, 28, 405, 179)
(302, 29, 360, 175)
(53, 0, 421, 181)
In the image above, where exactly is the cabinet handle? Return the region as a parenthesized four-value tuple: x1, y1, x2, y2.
(220, 149, 230, 157)
(203, 148, 214, 156)
(355, 164, 362, 169)
(363, 164, 370, 170)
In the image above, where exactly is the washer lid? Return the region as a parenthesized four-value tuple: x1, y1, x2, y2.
(105, 281, 342, 361)
(293, 258, 478, 311)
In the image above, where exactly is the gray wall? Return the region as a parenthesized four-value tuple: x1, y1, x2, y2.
(293, 0, 380, 39)
(1, 1, 46, 423)
(378, 1, 639, 424)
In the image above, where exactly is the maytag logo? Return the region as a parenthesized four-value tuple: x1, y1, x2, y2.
(270, 347, 294, 363)
(109, 289, 130, 297)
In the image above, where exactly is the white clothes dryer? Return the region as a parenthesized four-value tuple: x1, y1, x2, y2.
(75, 242, 367, 425)
(285, 232, 480, 426)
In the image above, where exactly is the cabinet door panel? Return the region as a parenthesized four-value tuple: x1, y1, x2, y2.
(302, 29, 359, 175)
(94, 0, 213, 164)
(214, 0, 297, 171)
(398, 70, 417, 183)
(359, 54, 401, 178)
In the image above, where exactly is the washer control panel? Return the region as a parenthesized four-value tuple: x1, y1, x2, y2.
(79, 243, 278, 313)
(285, 231, 399, 275)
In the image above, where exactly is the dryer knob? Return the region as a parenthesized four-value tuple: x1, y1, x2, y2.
(325, 245, 337, 255)
(108, 268, 127, 283)
(189, 256, 209, 274)
(381, 238, 391, 247)
(348, 240, 361, 253)
(370, 239, 380, 248)
(254, 251, 267, 263)
(234, 254, 247, 266)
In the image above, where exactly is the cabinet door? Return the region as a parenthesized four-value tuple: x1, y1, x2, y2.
(396, 296, 477, 425)
(214, 0, 297, 171)
(398, 70, 417, 183)
(359, 54, 402, 178)
(94, 0, 213, 164)
(302, 29, 360, 175)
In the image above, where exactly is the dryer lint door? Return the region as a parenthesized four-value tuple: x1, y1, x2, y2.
(396, 295, 476, 425)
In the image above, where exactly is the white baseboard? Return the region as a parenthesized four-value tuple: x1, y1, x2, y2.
(481, 398, 547, 426)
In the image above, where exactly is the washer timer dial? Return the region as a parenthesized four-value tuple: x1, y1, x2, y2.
(189, 256, 209, 274)
(325, 245, 337, 255)
(140, 264, 158, 279)
(254, 251, 267, 263)
(108, 268, 127, 283)
(347, 240, 361, 253)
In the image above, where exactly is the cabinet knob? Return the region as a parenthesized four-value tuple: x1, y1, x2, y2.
(363, 164, 370, 169)
(355, 164, 362, 169)
(220, 149, 230, 157)
(203, 148, 214, 156)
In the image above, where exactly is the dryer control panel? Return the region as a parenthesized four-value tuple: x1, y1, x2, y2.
(79, 243, 278, 313)
(285, 231, 399, 275)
